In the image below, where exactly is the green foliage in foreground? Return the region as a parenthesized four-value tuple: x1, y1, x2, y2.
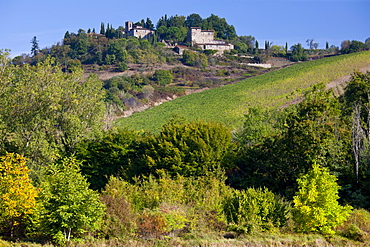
(293, 163, 352, 235)
(115, 51, 370, 133)
(101, 172, 291, 239)
(39, 157, 105, 244)
(224, 188, 290, 233)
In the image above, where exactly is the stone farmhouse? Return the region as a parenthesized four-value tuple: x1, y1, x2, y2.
(124, 21, 154, 39)
(123, 21, 233, 53)
(187, 27, 234, 52)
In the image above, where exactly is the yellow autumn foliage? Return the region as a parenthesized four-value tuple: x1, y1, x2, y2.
(0, 153, 38, 226)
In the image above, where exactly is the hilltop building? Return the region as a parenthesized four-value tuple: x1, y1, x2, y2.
(124, 21, 154, 39)
(187, 27, 234, 52)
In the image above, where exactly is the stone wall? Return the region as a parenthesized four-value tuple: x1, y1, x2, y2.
(204, 44, 234, 51)
(247, 63, 272, 68)
(188, 27, 215, 45)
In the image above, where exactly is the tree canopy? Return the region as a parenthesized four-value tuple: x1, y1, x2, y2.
(0, 56, 106, 165)
(0, 153, 38, 237)
(39, 156, 105, 243)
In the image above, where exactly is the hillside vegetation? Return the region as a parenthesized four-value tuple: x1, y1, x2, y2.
(2, 11, 370, 246)
(115, 50, 370, 132)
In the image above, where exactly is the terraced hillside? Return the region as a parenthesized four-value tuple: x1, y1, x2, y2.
(115, 51, 370, 133)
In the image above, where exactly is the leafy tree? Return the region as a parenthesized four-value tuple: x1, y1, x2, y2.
(156, 26, 167, 41)
(167, 15, 186, 28)
(348, 40, 365, 53)
(202, 14, 236, 40)
(153, 69, 173, 86)
(145, 17, 154, 30)
(293, 163, 352, 234)
(0, 57, 106, 165)
(182, 49, 197, 66)
(290, 43, 307, 61)
(75, 129, 139, 190)
(271, 45, 286, 56)
(285, 42, 288, 54)
(75, 31, 88, 55)
(0, 153, 38, 238)
(156, 14, 169, 29)
(130, 119, 233, 178)
(165, 26, 187, 45)
(237, 35, 256, 52)
(64, 31, 71, 39)
(118, 61, 128, 72)
(233, 85, 351, 197)
(341, 40, 365, 54)
(185, 13, 203, 27)
(182, 50, 208, 68)
(366, 37, 370, 49)
(306, 38, 319, 50)
(233, 106, 283, 148)
(39, 156, 105, 243)
(340, 71, 370, 205)
(66, 59, 81, 73)
(233, 41, 248, 53)
(107, 40, 127, 62)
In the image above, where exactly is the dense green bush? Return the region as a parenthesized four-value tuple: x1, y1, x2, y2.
(223, 187, 291, 233)
(153, 69, 173, 86)
(132, 119, 234, 178)
(102, 171, 232, 238)
(117, 61, 128, 72)
(182, 50, 208, 68)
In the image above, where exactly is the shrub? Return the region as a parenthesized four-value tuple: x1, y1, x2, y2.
(153, 69, 173, 86)
(138, 119, 233, 178)
(203, 49, 218, 56)
(100, 193, 137, 239)
(137, 204, 189, 238)
(66, 59, 81, 72)
(103, 172, 232, 234)
(337, 209, 370, 242)
(341, 224, 367, 242)
(137, 209, 168, 239)
(182, 50, 208, 68)
(223, 187, 290, 233)
(117, 61, 128, 72)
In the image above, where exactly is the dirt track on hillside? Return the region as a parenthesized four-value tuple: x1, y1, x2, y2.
(326, 66, 370, 90)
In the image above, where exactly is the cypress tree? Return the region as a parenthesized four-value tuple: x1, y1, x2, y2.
(30, 36, 39, 57)
(100, 22, 105, 35)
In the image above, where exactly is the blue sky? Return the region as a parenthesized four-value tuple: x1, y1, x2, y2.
(0, 0, 369, 57)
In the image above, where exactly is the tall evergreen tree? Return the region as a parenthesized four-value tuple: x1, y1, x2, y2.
(100, 22, 105, 35)
(30, 36, 39, 57)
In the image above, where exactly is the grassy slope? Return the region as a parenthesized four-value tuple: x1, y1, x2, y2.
(115, 51, 370, 133)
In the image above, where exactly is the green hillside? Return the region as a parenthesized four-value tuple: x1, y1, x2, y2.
(115, 50, 370, 133)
